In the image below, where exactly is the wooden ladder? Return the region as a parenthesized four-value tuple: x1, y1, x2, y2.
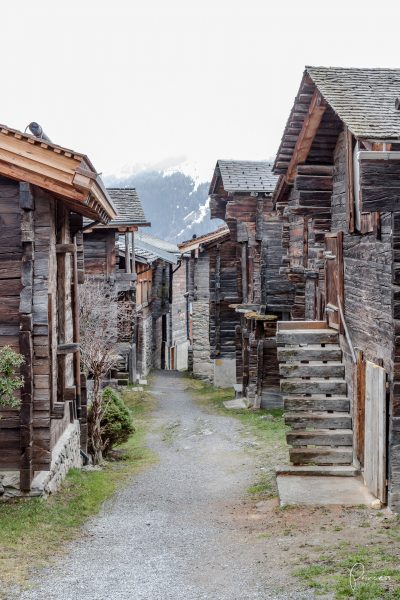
(277, 321, 356, 475)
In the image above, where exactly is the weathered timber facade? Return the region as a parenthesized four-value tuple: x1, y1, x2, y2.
(209, 161, 293, 406)
(83, 188, 149, 384)
(273, 66, 400, 510)
(0, 125, 115, 496)
(179, 226, 241, 387)
(134, 233, 179, 375)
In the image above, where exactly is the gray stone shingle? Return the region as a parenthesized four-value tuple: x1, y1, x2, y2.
(216, 160, 278, 193)
(307, 66, 400, 139)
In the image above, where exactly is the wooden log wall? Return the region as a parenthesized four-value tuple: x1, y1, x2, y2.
(280, 164, 333, 320)
(83, 230, 116, 279)
(0, 178, 23, 473)
(209, 239, 241, 358)
(260, 196, 295, 312)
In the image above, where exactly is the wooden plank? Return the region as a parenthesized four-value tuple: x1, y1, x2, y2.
(345, 128, 355, 233)
(276, 329, 338, 345)
(290, 447, 353, 465)
(354, 351, 365, 467)
(277, 344, 341, 362)
(19, 182, 34, 210)
(56, 243, 76, 254)
(279, 362, 344, 378)
(287, 429, 353, 446)
(364, 361, 386, 502)
(19, 329, 33, 491)
(285, 412, 352, 429)
(281, 378, 347, 395)
(286, 91, 327, 184)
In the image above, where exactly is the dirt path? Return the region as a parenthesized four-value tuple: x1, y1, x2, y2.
(19, 371, 314, 600)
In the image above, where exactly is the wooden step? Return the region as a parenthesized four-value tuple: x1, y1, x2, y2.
(278, 320, 328, 330)
(287, 429, 353, 446)
(278, 344, 342, 362)
(284, 396, 350, 412)
(281, 378, 347, 395)
(279, 362, 345, 379)
(290, 447, 353, 465)
(276, 465, 359, 477)
(277, 329, 339, 346)
(285, 412, 352, 429)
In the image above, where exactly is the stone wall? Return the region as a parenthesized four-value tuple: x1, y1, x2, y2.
(192, 252, 213, 380)
(138, 310, 153, 376)
(0, 421, 81, 499)
(192, 300, 213, 380)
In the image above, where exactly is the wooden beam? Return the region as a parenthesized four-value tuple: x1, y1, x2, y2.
(286, 91, 327, 184)
(56, 243, 76, 254)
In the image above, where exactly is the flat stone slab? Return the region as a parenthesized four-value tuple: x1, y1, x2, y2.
(277, 475, 380, 507)
(276, 465, 360, 477)
(223, 398, 248, 410)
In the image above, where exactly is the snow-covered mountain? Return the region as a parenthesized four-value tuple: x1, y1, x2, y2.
(105, 162, 223, 243)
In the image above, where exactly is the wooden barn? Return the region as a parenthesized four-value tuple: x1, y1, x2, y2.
(209, 161, 294, 407)
(273, 67, 400, 511)
(82, 188, 150, 384)
(0, 124, 116, 497)
(179, 226, 241, 387)
(134, 232, 179, 375)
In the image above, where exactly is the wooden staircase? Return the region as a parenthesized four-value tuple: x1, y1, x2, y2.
(277, 321, 356, 475)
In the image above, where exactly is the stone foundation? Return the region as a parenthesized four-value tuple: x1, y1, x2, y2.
(213, 357, 236, 388)
(0, 421, 82, 499)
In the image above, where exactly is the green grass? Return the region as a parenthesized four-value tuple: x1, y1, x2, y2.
(0, 386, 156, 592)
(184, 376, 288, 499)
(294, 543, 400, 599)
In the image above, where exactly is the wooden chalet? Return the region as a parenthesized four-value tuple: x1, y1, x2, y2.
(83, 188, 150, 384)
(273, 66, 400, 510)
(179, 226, 241, 387)
(209, 161, 294, 407)
(134, 232, 179, 375)
(0, 124, 116, 497)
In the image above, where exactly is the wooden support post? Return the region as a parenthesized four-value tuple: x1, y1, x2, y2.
(131, 231, 135, 274)
(355, 350, 366, 467)
(19, 182, 34, 492)
(72, 235, 81, 419)
(215, 245, 221, 354)
(125, 232, 131, 273)
(241, 243, 247, 303)
(80, 373, 88, 451)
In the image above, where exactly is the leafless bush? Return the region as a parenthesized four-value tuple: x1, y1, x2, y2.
(79, 278, 130, 463)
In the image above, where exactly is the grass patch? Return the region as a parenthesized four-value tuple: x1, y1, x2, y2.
(0, 386, 156, 592)
(184, 376, 288, 499)
(294, 541, 400, 599)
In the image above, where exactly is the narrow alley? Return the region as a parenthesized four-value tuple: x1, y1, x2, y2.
(17, 372, 312, 600)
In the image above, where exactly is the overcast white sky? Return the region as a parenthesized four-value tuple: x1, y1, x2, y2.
(3, 0, 400, 181)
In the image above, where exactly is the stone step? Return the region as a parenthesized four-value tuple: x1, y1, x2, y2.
(287, 429, 353, 447)
(117, 379, 129, 386)
(290, 447, 353, 465)
(285, 412, 352, 429)
(117, 372, 129, 379)
(284, 395, 350, 412)
(278, 344, 342, 363)
(277, 329, 339, 346)
(276, 465, 359, 477)
(279, 362, 345, 379)
(281, 378, 347, 395)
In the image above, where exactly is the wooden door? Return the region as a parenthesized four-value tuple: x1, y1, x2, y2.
(325, 232, 344, 330)
(364, 361, 387, 503)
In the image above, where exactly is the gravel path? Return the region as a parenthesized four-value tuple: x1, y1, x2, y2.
(19, 371, 314, 600)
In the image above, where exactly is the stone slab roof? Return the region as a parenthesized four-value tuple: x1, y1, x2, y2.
(307, 66, 400, 140)
(179, 226, 230, 252)
(211, 160, 278, 194)
(107, 188, 149, 226)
